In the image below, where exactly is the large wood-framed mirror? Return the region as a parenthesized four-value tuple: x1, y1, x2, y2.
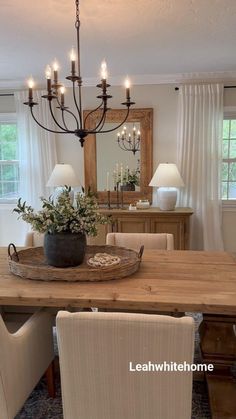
(83, 108, 153, 204)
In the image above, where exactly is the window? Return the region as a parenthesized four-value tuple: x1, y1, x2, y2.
(0, 114, 19, 202)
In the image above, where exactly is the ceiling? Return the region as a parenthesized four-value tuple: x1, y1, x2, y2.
(1, 0, 236, 88)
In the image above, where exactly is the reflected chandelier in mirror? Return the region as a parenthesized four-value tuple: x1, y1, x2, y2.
(83, 108, 153, 205)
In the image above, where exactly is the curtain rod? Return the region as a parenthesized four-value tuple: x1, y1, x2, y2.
(175, 86, 236, 91)
(0, 93, 14, 97)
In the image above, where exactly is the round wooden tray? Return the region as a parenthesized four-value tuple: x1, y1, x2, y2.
(8, 244, 143, 282)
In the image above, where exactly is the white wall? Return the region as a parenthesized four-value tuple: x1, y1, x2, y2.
(1, 86, 236, 250)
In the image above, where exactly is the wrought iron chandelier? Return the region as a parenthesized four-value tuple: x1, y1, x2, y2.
(117, 125, 141, 155)
(24, 0, 135, 147)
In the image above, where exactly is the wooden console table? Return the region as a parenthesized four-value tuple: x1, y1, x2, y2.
(89, 207, 193, 250)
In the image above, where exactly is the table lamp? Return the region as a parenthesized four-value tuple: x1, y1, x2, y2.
(46, 164, 80, 201)
(149, 163, 184, 210)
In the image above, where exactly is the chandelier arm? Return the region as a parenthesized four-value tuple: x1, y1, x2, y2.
(86, 105, 107, 134)
(30, 107, 73, 135)
(121, 140, 131, 152)
(118, 142, 129, 152)
(61, 110, 69, 130)
(62, 108, 80, 130)
(55, 96, 62, 108)
(83, 101, 103, 128)
(87, 112, 106, 134)
(96, 112, 107, 132)
(93, 108, 130, 134)
(93, 107, 107, 131)
(49, 102, 69, 132)
(72, 81, 82, 127)
(78, 84, 83, 127)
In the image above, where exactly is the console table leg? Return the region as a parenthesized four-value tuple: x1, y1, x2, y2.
(199, 314, 236, 418)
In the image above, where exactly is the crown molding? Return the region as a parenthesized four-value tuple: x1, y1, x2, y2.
(1, 71, 236, 91)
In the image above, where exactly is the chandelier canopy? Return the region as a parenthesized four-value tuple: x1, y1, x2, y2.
(24, 0, 135, 147)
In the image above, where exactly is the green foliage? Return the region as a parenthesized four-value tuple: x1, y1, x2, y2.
(113, 166, 140, 186)
(125, 168, 140, 186)
(0, 123, 19, 199)
(0, 124, 18, 160)
(13, 187, 108, 236)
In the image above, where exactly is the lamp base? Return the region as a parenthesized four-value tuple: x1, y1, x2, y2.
(158, 187, 177, 211)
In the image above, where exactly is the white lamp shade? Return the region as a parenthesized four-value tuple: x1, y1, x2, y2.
(149, 163, 184, 187)
(46, 164, 80, 187)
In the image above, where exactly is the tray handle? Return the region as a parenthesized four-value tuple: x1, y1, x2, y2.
(138, 245, 144, 260)
(8, 243, 19, 261)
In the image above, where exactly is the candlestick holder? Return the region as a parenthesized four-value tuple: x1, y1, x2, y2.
(107, 190, 111, 209)
(120, 186, 124, 209)
(116, 182, 120, 208)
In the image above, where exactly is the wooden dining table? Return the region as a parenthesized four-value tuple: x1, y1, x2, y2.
(1, 247, 236, 418)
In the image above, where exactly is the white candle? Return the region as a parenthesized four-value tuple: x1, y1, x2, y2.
(113, 170, 117, 187)
(106, 172, 110, 191)
(116, 163, 119, 183)
(126, 165, 129, 182)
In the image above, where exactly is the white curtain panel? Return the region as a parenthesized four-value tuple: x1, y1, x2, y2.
(14, 90, 57, 209)
(177, 84, 224, 250)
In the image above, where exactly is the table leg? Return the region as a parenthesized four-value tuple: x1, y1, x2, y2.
(199, 314, 236, 419)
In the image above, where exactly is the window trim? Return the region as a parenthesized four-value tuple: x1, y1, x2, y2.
(0, 113, 19, 205)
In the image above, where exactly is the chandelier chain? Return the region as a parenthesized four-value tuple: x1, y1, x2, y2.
(75, 0, 80, 28)
(24, 0, 135, 147)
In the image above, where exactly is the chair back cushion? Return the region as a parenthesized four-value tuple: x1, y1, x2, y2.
(106, 232, 174, 250)
(0, 311, 54, 419)
(57, 311, 194, 419)
(25, 231, 44, 247)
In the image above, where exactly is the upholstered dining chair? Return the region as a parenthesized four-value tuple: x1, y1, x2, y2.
(25, 231, 44, 247)
(106, 232, 174, 251)
(106, 232, 183, 316)
(2, 231, 45, 318)
(0, 309, 55, 419)
(57, 311, 194, 419)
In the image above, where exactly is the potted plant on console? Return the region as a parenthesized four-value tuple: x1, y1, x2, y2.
(119, 167, 140, 191)
(14, 187, 107, 268)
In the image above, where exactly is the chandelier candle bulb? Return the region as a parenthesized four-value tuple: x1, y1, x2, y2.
(53, 60, 59, 84)
(70, 47, 76, 75)
(125, 78, 130, 100)
(60, 86, 65, 107)
(101, 60, 108, 80)
(45, 65, 52, 94)
(28, 78, 34, 101)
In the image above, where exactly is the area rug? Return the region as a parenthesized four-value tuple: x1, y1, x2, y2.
(16, 313, 213, 418)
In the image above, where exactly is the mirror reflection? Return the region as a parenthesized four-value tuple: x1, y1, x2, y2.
(96, 122, 140, 191)
(84, 108, 153, 204)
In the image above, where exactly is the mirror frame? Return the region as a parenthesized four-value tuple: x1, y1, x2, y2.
(83, 108, 153, 204)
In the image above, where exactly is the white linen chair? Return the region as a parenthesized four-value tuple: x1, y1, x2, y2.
(0, 309, 55, 419)
(106, 232, 180, 315)
(57, 311, 194, 419)
(2, 231, 44, 317)
(25, 231, 44, 247)
(106, 232, 174, 251)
